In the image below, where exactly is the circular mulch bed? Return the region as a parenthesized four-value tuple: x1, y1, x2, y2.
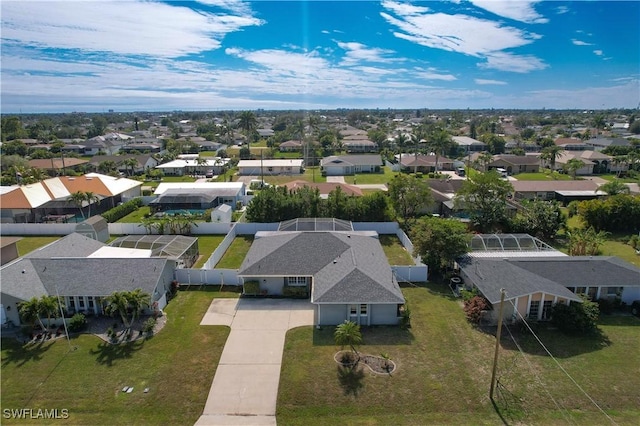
(334, 350, 397, 375)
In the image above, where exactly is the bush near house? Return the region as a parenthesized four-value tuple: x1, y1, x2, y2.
(244, 280, 260, 295)
(102, 197, 142, 223)
(283, 287, 308, 298)
(68, 313, 87, 332)
(463, 295, 489, 324)
(550, 296, 599, 334)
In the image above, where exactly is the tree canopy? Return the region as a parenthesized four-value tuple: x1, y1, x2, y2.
(510, 199, 566, 242)
(410, 216, 470, 273)
(455, 170, 513, 232)
(387, 174, 432, 225)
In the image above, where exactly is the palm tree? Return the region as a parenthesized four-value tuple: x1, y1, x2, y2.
(565, 158, 585, 180)
(98, 160, 118, 175)
(104, 289, 150, 336)
(19, 297, 47, 331)
(84, 191, 100, 218)
(39, 295, 62, 328)
(599, 179, 630, 195)
(334, 320, 363, 358)
(122, 158, 138, 177)
(68, 191, 87, 220)
(395, 131, 410, 172)
(477, 152, 494, 172)
(238, 111, 257, 148)
(541, 145, 563, 170)
(427, 129, 453, 173)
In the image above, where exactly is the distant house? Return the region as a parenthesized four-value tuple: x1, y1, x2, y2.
(153, 182, 246, 210)
(511, 180, 606, 204)
(0, 173, 142, 223)
(584, 137, 631, 151)
(452, 136, 487, 153)
(237, 159, 304, 175)
(238, 222, 406, 326)
(398, 154, 454, 172)
(488, 154, 540, 175)
(554, 137, 589, 151)
(83, 133, 133, 155)
(278, 140, 303, 152)
(28, 158, 89, 176)
(0, 233, 177, 326)
(320, 155, 382, 176)
(120, 143, 162, 154)
(155, 158, 229, 176)
(283, 181, 364, 198)
(89, 154, 159, 176)
(342, 139, 378, 153)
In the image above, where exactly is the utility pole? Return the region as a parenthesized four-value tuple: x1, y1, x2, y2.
(490, 288, 506, 400)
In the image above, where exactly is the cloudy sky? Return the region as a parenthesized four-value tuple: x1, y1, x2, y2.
(1, 0, 638, 113)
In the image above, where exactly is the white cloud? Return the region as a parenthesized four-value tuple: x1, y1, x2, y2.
(470, 1, 548, 24)
(593, 50, 603, 56)
(475, 78, 507, 85)
(381, 0, 430, 16)
(1, 1, 263, 58)
(194, 0, 253, 14)
(572, 39, 593, 46)
(556, 6, 569, 15)
(336, 41, 400, 65)
(479, 52, 547, 73)
(380, 1, 544, 73)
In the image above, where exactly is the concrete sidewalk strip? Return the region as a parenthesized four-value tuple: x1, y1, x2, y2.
(194, 415, 276, 426)
(203, 364, 282, 416)
(200, 299, 239, 326)
(219, 330, 286, 365)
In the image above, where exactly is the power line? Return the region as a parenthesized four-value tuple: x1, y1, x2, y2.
(502, 322, 575, 425)
(507, 300, 618, 425)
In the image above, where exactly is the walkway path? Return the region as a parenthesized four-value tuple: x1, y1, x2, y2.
(326, 176, 346, 183)
(195, 298, 315, 426)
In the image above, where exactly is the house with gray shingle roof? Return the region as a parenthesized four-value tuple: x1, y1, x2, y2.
(238, 230, 405, 326)
(0, 233, 176, 326)
(320, 155, 382, 176)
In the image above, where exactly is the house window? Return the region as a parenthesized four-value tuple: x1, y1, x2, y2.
(88, 297, 94, 309)
(78, 298, 85, 308)
(350, 304, 358, 315)
(576, 287, 586, 295)
(542, 301, 553, 320)
(287, 276, 307, 286)
(360, 304, 367, 316)
(69, 298, 75, 309)
(587, 287, 598, 300)
(606, 287, 622, 298)
(529, 301, 540, 319)
(267, 167, 273, 172)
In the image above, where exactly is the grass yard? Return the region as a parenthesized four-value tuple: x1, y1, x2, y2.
(117, 206, 151, 223)
(215, 236, 254, 269)
(343, 166, 395, 185)
(596, 174, 639, 183)
(514, 172, 574, 181)
(1, 288, 235, 425)
(264, 167, 327, 185)
(160, 176, 197, 183)
(379, 235, 414, 265)
(192, 235, 226, 268)
(277, 282, 640, 425)
(15, 236, 60, 257)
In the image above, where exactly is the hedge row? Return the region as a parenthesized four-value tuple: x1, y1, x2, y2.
(101, 197, 142, 223)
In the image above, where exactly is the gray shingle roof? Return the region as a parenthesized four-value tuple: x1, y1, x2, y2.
(321, 155, 382, 167)
(25, 233, 105, 259)
(239, 232, 404, 304)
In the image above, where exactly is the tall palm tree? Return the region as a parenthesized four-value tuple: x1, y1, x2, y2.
(395, 131, 409, 173)
(68, 191, 87, 220)
(122, 157, 138, 176)
(477, 152, 494, 172)
(427, 129, 453, 173)
(19, 297, 47, 331)
(334, 320, 363, 358)
(541, 145, 563, 170)
(565, 158, 585, 180)
(104, 290, 150, 336)
(39, 295, 62, 328)
(238, 111, 257, 148)
(84, 191, 100, 218)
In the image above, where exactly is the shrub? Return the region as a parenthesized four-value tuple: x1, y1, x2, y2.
(550, 296, 599, 334)
(283, 287, 308, 298)
(628, 234, 639, 249)
(142, 317, 156, 333)
(106, 326, 114, 337)
(460, 287, 479, 302)
(399, 305, 411, 329)
(101, 197, 142, 223)
(463, 296, 489, 324)
(68, 313, 86, 332)
(244, 280, 260, 295)
(567, 200, 580, 218)
(415, 172, 423, 179)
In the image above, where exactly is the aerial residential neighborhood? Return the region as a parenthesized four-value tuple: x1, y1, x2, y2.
(1, 0, 640, 425)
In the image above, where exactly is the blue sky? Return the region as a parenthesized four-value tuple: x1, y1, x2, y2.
(1, 1, 638, 113)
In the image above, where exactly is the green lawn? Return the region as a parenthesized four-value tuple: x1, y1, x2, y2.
(117, 206, 151, 223)
(343, 166, 395, 185)
(277, 283, 640, 425)
(595, 174, 639, 183)
(192, 235, 227, 268)
(15, 236, 60, 257)
(379, 235, 414, 265)
(1, 289, 235, 425)
(264, 167, 327, 185)
(160, 176, 197, 183)
(215, 236, 254, 269)
(514, 172, 574, 181)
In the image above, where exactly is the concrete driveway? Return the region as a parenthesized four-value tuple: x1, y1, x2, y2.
(195, 298, 315, 426)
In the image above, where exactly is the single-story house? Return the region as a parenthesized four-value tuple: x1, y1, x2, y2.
(238, 226, 405, 326)
(28, 158, 89, 176)
(237, 159, 304, 175)
(398, 154, 455, 172)
(89, 154, 159, 175)
(343, 139, 378, 153)
(510, 180, 606, 203)
(489, 154, 540, 175)
(0, 233, 177, 326)
(554, 138, 589, 151)
(585, 137, 631, 151)
(153, 182, 246, 209)
(278, 140, 303, 152)
(155, 158, 229, 176)
(0, 173, 142, 223)
(452, 136, 487, 153)
(458, 248, 640, 324)
(320, 155, 382, 176)
(283, 181, 364, 198)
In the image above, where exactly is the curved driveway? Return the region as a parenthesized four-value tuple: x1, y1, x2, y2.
(195, 298, 315, 426)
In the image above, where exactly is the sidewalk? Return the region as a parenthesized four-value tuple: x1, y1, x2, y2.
(195, 298, 315, 426)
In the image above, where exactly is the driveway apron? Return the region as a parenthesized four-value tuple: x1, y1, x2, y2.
(195, 298, 315, 426)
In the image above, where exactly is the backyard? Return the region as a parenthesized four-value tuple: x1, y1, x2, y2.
(342, 166, 395, 185)
(264, 167, 327, 185)
(15, 236, 60, 257)
(513, 172, 574, 181)
(0, 289, 235, 425)
(193, 235, 227, 268)
(277, 282, 640, 425)
(378, 235, 414, 265)
(214, 236, 254, 268)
